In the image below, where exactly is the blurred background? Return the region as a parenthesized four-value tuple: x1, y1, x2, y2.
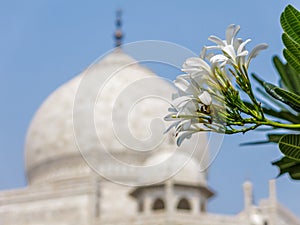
(0, 0, 299, 217)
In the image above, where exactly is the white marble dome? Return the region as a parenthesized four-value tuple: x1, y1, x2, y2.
(141, 151, 207, 186)
(25, 49, 208, 185)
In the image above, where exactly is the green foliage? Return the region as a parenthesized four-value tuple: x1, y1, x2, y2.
(272, 157, 300, 180)
(281, 5, 300, 44)
(253, 74, 300, 111)
(269, 133, 286, 143)
(281, 5, 300, 73)
(262, 107, 300, 124)
(272, 56, 300, 95)
(279, 134, 300, 160)
(264, 83, 300, 112)
(250, 5, 300, 180)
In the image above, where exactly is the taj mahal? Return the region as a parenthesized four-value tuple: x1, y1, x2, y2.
(0, 13, 299, 225)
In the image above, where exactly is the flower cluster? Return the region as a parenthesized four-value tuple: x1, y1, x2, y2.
(165, 24, 268, 146)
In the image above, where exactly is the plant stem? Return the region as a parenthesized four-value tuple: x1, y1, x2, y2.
(226, 124, 261, 134)
(261, 119, 300, 130)
(226, 118, 300, 134)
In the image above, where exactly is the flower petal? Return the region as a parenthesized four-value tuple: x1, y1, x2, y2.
(200, 47, 207, 59)
(210, 54, 228, 64)
(174, 76, 190, 93)
(223, 45, 236, 60)
(233, 38, 243, 50)
(172, 95, 192, 108)
(177, 130, 196, 146)
(182, 67, 201, 74)
(208, 35, 225, 47)
(184, 57, 211, 74)
(247, 43, 268, 66)
(183, 57, 203, 67)
(237, 50, 248, 57)
(226, 24, 240, 45)
(199, 91, 212, 106)
(203, 45, 222, 51)
(226, 24, 236, 44)
(237, 39, 251, 54)
(181, 119, 192, 130)
(164, 120, 180, 133)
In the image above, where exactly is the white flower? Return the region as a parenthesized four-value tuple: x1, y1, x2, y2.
(199, 91, 212, 106)
(182, 57, 213, 78)
(246, 43, 268, 66)
(165, 24, 267, 146)
(174, 75, 199, 97)
(205, 24, 268, 69)
(181, 54, 222, 93)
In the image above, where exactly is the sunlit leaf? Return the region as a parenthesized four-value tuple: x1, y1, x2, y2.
(252, 74, 300, 112)
(281, 5, 300, 73)
(283, 49, 300, 74)
(280, 5, 300, 45)
(256, 87, 289, 111)
(282, 33, 300, 60)
(269, 85, 300, 112)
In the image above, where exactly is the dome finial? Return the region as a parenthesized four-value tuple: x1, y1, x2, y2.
(114, 9, 123, 48)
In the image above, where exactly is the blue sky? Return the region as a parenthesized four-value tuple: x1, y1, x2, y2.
(0, 0, 300, 217)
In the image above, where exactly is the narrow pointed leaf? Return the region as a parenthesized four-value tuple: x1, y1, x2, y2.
(272, 156, 300, 180)
(273, 56, 293, 91)
(252, 74, 300, 111)
(252, 73, 264, 86)
(263, 82, 300, 112)
(268, 134, 286, 143)
(262, 107, 300, 124)
(256, 87, 289, 110)
(272, 56, 300, 94)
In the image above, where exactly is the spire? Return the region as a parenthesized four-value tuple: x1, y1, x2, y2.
(114, 9, 124, 47)
(269, 179, 277, 203)
(243, 180, 253, 211)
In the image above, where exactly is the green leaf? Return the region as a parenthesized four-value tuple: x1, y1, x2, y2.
(282, 32, 300, 73)
(252, 73, 264, 86)
(281, 5, 300, 73)
(280, 5, 300, 45)
(273, 56, 300, 94)
(256, 87, 290, 111)
(244, 96, 300, 124)
(282, 33, 300, 60)
(262, 107, 300, 124)
(283, 48, 300, 74)
(264, 83, 300, 112)
(279, 134, 300, 160)
(268, 133, 285, 143)
(253, 74, 300, 111)
(272, 156, 300, 180)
